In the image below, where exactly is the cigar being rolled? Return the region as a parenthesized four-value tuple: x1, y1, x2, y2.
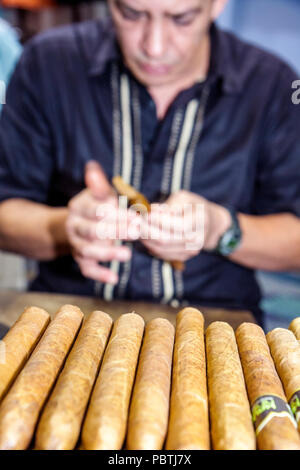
(236, 323, 300, 450)
(206, 322, 256, 450)
(112, 175, 184, 272)
(267, 327, 300, 432)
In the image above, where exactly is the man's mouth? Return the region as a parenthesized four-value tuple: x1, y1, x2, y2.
(139, 63, 172, 75)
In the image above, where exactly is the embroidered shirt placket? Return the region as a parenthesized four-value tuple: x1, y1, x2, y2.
(103, 70, 133, 301)
(117, 81, 144, 299)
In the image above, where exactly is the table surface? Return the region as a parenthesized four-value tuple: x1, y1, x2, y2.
(0, 288, 256, 330)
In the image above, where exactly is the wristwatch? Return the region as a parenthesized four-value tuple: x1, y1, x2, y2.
(214, 208, 242, 256)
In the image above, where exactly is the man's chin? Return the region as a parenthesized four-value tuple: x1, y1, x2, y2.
(131, 65, 177, 88)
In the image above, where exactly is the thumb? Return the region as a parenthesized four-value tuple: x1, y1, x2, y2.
(84, 160, 114, 200)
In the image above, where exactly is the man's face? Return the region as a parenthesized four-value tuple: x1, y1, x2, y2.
(108, 0, 227, 87)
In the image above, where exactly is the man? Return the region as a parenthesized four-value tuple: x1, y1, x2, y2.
(0, 0, 300, 326)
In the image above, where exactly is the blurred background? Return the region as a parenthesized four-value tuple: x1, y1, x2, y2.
(0, 0, 299, 331)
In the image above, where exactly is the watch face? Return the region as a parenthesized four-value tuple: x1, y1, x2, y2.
(217, 213, 242, 255)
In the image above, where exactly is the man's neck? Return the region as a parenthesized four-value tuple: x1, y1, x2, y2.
(147, 33, 211, 120)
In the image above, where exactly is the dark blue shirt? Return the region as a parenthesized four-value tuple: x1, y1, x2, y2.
(1, 18, 300, 322)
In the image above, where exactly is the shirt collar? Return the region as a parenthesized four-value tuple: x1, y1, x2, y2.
(87, 17, 120, 77)
(209, 22, 244, 95)
(88, 18, 244, 95)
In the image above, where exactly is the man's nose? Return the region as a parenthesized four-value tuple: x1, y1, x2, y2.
(142, 20, 167, 59)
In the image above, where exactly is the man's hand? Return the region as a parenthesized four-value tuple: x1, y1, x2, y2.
(66, 161, 139, 284)
(139, 190, 231, 263)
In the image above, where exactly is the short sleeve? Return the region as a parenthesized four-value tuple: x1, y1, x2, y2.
(0, 41, 54, 204)
(253, 63, 300, 217)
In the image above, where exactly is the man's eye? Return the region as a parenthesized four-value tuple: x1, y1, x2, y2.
(119, 6, 142, 21)
(172, 14, 196, 26)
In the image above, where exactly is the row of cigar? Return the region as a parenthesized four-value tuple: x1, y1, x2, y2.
(0, 305, 300, 450)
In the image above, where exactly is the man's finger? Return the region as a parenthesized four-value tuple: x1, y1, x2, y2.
(142, 207, 202, 234)
(81, 243, 132, 262)
(68, 190, 118, 220)
(85, 160, 115, 200)
(75, 258, 119, 284)
(71, 233, 131, 261)
(142, 240, 202, 261)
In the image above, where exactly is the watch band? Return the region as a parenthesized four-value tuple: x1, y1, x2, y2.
(214, 207, 242, 256)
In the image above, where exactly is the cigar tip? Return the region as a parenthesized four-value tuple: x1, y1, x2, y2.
(88, 310, 113, 324)
(206, 320, 232, 331)
(147, 317, 175, 330)
(289, 316, 300, 328)
(177, 307, 204, 318)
